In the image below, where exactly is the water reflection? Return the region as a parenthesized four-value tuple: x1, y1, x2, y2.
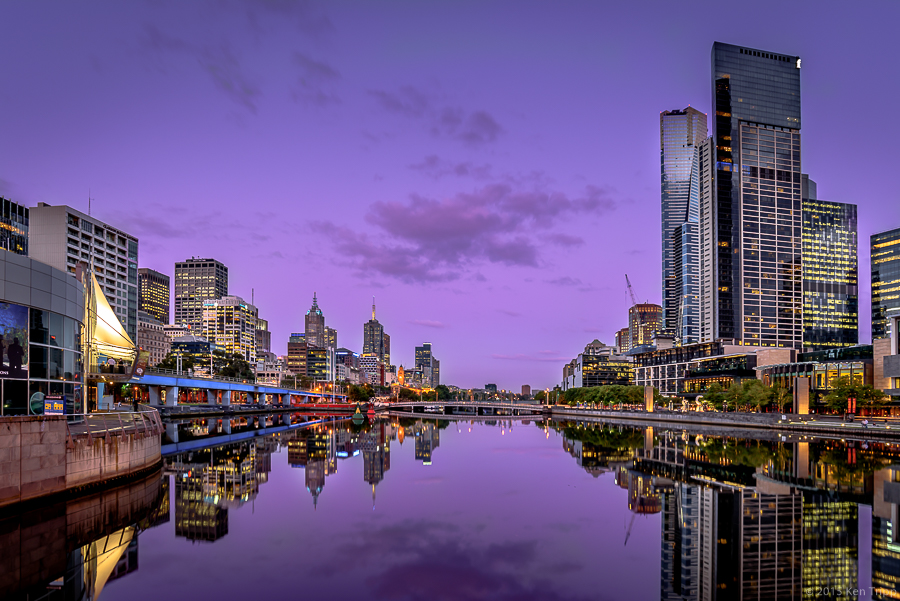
(11, 415, 900, 600)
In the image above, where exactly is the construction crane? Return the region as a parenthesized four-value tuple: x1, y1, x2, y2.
(625, 274, 639, 307)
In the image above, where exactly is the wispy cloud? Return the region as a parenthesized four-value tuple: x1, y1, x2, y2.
(410, 319, 446, 329)
(291, 51, 341, 106)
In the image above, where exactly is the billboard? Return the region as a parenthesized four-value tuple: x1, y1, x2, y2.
(44, 395, 65, 415)
(0, 302, 28, 380)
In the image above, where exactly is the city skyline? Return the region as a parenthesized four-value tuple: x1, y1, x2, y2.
(2, 2, 899, 388)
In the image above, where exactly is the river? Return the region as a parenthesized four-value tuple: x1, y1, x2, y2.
(5, 413, 897, 600)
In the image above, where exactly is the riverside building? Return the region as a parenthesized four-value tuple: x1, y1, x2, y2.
(29, 203, 139, 344)
(801, 189, 858, 350)
(628, 303, 662, 351)
(660, 107, 706, 344)
(201, 295, 258, 362)
(0, 197, 29, 256)
(174, 258, 228, 332)
(138, 268, 170, 324)
(706, 42, 803, 348)
(872, 227, 900, 340)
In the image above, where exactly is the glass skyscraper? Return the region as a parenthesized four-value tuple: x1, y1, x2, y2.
(661, 107, 706, 343)
(801, 195, 858, 350)
(872, 227, 900, 340)
(708, 42, 803, 348)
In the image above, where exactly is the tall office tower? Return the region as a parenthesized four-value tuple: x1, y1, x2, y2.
(174, 258, 228, 332)
(202, 295, 258, 362)
(698, 137, 716, 342)
(29, 202, 139, 342)
(138, 268, 170, 324)
(0, 197, 28, 256)
(415, 342, 440, 387)
(305, 292, 325, 348)
(661, 108, 707, 342)
(615, 327, 630, 353)
(256, 318, 271, 356)
(710, 43, 803, 348)
(628, 303, 662, 349)
(286, 333, 307, 376)
(872, 227, 900, 340)
(363, 299, 390, 363)
(801, 187, 858, 350)
(325, 326, 337, 351)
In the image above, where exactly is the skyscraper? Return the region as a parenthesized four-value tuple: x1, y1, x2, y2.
(708, 43, 803, 348)
(415, 342, 440, 387)
(29, 202, 139, 342)
(174, 258, 228, 332)
(305, 292, 325, 348)
(628, 303, 662, 350)
(363, 298, 390, 363)
(801, 188, 858, 350)
(202, 295, 258, 362)
(661, 107, 707, 343)
(138, 267, 170, 324)
(872, 227, 900, 340)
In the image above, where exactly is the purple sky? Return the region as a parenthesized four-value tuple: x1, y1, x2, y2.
(2, 1, 899, 390)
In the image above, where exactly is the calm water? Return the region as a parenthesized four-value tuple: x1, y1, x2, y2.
(6, 414, 900, 600)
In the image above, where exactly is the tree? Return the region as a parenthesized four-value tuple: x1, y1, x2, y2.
(824, 377, 888, 414)
(771, 383, 792, 412)
(703, 383, 726, 410)
(534, 390, 547, 402)
(435, 385, 452, 401)
(158, 352, 194, 372)
(741, 379, 771, 412)
(214, 351, 253, 380)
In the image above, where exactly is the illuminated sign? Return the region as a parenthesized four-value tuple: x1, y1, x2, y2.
(44, 395, 66, 415)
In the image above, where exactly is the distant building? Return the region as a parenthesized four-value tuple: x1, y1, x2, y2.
(163, 323, 190, 340)
(615, 327, 630, 354)
(485, 383, 498, 393)
(202, 295, 258, 362)
(138, 268, 170, 324)
(415, 342, 440, 387)
(0, 197, 29, 256)
(138, 310, 170, 367)
(561, 340, 633, 390)
(305, 293, 326, 348)
(29, 202, 139, 343)
(802, 191, 858, 350)
(256, 318, 271, 356)
(306, 346, 327, 382)
(521, 385, 531, 396)
(363, 299, 390, 363)
(628, 304, 662, 350)
(872, 227, 900, 340)
(325, 326, 337, 351)
(360, 354, 385, 386)
(174, 258, 228, 332)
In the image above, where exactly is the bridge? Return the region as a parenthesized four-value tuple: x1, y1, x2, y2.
(375, 400, 548, 415)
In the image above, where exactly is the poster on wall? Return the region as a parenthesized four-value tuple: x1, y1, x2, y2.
(131, 349, 150, 379)
(44, 394, 65, 415)
(0, 302, 28, 379)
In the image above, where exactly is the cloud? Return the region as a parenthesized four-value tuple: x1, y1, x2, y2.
(410, 319, 446, 328)
(315, 184, 618, 284)
(546, 277, 582, 286)
(409, 155, 493, 181)
(291, 52, 341, 106)
(242, 0, 335, 38)
(369, 85, 503, 146)
(142, 25, 260, 113)
(547, 233, 584, 247)
(496, 309, 521, 317)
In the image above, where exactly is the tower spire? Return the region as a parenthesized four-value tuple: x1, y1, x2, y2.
(372, 296, 376, 321)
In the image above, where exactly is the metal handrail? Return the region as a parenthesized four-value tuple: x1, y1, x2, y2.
(65, 405, 164, 443)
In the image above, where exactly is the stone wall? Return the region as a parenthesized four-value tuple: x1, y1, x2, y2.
(0, 415, 161, 508)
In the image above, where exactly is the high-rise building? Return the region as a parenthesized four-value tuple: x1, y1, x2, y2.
(363, 299, 390, 363)
(256, 318, 271, 356)
(201, 295, 258, 362)
(137, 310, 170, 367)
(628, 303, 662, 350)
(325, 326, 337, 351)
(305, 293, 325, 348)
(138, 268, 170, 324)
(286, 333, 307, 376)
(707, 42, 803, 348)
(29, 202, 139, 342)
(802, 189, 858, 350)
(415, 342, 440, 387)
(661, 107, 707, 343)
(872, 227, 900, 340)
(174, 258, 228, 332)
(0, 197, 28, 256)
(615, 327, 630, 353)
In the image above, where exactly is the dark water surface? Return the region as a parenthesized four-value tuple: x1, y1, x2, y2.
(7, 414, 900, 600)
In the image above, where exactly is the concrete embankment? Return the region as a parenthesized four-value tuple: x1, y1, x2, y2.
(0, 414, 162, 508)
(549, 406, 900, 442)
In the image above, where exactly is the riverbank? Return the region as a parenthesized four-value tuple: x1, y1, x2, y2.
(157, 402, 359, 420)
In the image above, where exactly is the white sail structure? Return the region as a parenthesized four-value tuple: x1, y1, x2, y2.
(84, 269, 135, 368)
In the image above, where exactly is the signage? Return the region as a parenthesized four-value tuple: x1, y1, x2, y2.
(0, 302, 29, 380)
(44, 394, 66, 416)
(131, 349, 151, 379)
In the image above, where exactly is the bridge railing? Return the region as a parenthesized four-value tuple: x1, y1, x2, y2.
(66, 405, 164, 441)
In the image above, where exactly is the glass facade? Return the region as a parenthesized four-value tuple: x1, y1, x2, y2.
(174, 258, 228, 332)
(138, 267, 170, 324)
(0, 197, 28, 256)
(711, 42, 802, 348)
(661, 108, 706, 341)
(802, 199, 858, 349)
(872, 227, 900, 340)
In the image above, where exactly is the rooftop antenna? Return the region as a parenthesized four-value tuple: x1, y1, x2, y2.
(372, 296, 376, 321)
(88, 189, 92, 216)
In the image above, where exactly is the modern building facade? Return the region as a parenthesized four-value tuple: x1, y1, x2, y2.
(708, 42, 803, 348)
(29, 203, 139, 344)
(872, 227, 900, 341)
(286, 333, 306, 376)
(255, 318, 271, 357)
(802, 194, 858, 350)
(304, 293, 326, 349)
(0, 197, 28, 256)
(173, 258, 228, 332)
(561, 340, 633, 390)
(661, 107, 706, 343)
(138, 268, 170, 324)
(363, 300, 390, 364)
(415, 342, 440, 387)
(201, 295, 258, 362)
